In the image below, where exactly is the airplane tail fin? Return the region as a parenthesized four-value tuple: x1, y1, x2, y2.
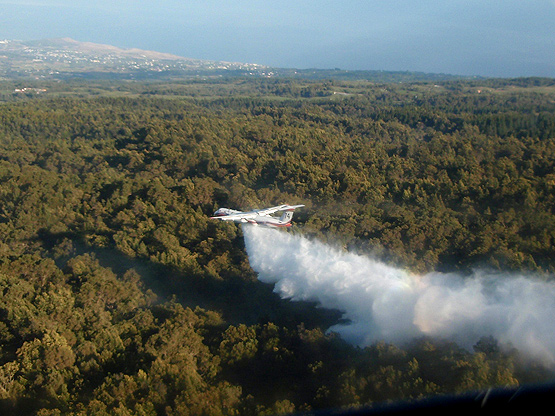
(279, 210, 294, 224)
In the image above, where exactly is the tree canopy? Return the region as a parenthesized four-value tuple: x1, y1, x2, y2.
(0, 77, 554, 414)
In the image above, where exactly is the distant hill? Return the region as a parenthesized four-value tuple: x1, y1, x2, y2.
(0, 38, 469, 82)
(25, 37, 192, 61)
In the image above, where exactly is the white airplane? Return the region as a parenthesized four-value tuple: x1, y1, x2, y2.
(210, 204, 305, 227)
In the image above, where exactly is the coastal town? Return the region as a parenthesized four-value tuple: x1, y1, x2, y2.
(0, 38, 270, 79)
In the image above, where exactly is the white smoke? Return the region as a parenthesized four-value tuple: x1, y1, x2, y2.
(243, 225, 555, 366)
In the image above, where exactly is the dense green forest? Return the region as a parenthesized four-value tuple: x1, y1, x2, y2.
(0, 77, 554, 414)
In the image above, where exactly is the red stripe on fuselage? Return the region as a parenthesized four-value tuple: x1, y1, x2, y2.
(262, 222, 291, 227)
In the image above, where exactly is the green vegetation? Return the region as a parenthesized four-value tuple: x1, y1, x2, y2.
(0, 77, 554, 414)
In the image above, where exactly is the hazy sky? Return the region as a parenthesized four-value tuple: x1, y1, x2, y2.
(1, 0, 554, 77)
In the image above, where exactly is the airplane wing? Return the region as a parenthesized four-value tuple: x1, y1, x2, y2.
(255, 204, 305, 216)
(210, 211, 258, 221)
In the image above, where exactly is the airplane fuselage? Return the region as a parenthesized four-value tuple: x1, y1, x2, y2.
(210, 204, 304, 227)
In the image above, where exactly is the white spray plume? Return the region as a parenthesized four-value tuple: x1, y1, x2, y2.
(243, 226, 555, 366)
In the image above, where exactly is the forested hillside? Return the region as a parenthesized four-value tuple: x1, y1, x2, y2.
(0, 78, 554, 414)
